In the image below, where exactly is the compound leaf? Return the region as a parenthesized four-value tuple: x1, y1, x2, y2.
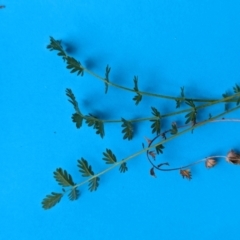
(47, 37, 67, 60)
(85, 115, 105, 138)
(119, 162, 128, 173)
(185, 111, 197, 124)
(54, 168, 74, 187)
(77, 158, 94, 177)
(88, 177, 100, 191)
(66, 88, 80, 113)
(233, 84, 240, 105)
(103, 149, 117, 164)
(42, 192, 63, 210)
(66, 56, 84, 76)
(184, 100, 197, 124)
(150, 107, 161, 134)
(156, 144, 164, 154)
(222, 92, 230, 110)
(133, 76, 142, 105)
(68, 188, 80, 201)
(175, 87, 185, 108)
(72, 113, 83, 128)
(105, 65, 111, 94)
(121, 118, 133, 140)
(133, 94, 142, 105)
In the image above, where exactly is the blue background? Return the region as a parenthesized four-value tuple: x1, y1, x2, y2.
(1, 1, 240, 239)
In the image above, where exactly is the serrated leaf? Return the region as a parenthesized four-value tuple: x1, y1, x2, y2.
(156, 144, 164, 154)
(88, 177, 100, 191)
(121, 118, 133, 140)
(119, 162, 128, 173)
(150, 107, 161, 134)
(42, 192, 63, 210)
(105, 65, 111, 94)
(47, 37, 67, 60)
(85, 115, 105, 138)
(132, 76, 142, 105)
(54, 168, 75, 187)
(72, 113, 83, 128)
(66, 88, 80, 113)
(77, 158, 94, 177)
(103, 149, 117, 164)
(68, 188, 80, 201)
(66, 56, 84, 76)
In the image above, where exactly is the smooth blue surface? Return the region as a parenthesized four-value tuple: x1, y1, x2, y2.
(1, 1, 240, 239)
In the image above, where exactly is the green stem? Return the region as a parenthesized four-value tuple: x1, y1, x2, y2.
(83, 68, 234, 102)
(73, 105, 240, 189)
(50, 37, 237, 103)
(81, 92, 240, 124)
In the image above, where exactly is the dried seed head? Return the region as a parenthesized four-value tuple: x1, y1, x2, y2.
(226, 150, 240, 165)
(180, 169, 192, 180)
(205, 158, 217, 168)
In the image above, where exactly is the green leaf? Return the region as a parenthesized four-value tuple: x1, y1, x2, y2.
(77, 158, 94, 177)
(47, 37, 67, 60)
(121, 118, 133, 140)
(133, 94, 142, 105)
(103, 149, 117, 164)
(42, 192, 63, 210)
(175, 87, 185, 108)
(233, 84, 240, 93)
(88, 177, 100, 191)
(105, 65, 111, 94)
(72, 113, 83, 128)
(66, 56, 84, 76)
(133, 76, 139, 91)
(85, 114, 105, 138)
(54, 168, 75, 187)
(150, 107, 161, 134)
(233, 84, 240, 105)
(133, 76, 142, 105)
(68, 188, 80, 201)
(222, 92, 230, 110)
(185, 111, 197, 124)
(156, 144, 164, 154)
(170, 122, 178, 135)
(66, 88, 80, 113)
(119, 162, 128, 173)
(185, 99, 195, 108)
(185, 100, 197, 124)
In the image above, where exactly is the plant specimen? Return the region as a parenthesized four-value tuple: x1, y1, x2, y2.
(42, 37, 240, 210)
